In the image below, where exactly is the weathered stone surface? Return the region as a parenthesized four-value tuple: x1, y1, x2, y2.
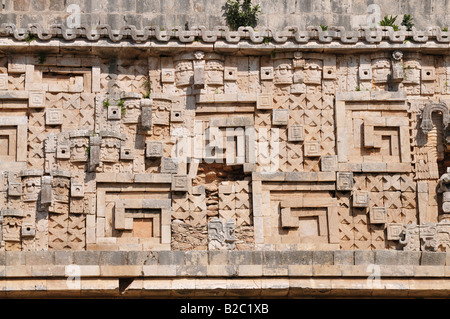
(282, 251, 313, 265)
(73, 251, 100, 265)
(0, 10, 449, 298)
(127, 251, 158, 265)
(421, 252, 447, 266)
(334, 251, 354, 265)
(313, 251, 334, 265)
(99, 251, 127, 265)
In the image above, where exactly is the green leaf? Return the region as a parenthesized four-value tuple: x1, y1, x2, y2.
(224, 0, 261, 30)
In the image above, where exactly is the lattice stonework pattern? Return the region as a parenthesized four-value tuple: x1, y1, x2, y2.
(0, 32, 448, 253)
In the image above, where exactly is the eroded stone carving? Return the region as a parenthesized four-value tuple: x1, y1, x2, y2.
(387, 222, 450, 252)
(420, 102, 450, 135)
(0, 33, 448, 256)
(208, 217, 235, 250)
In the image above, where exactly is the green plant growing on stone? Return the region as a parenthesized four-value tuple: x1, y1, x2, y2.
(38, 52, 47, 66)
(142, 78, 152, 98)
(355, 85, 361, 91)
(401, 14, 414, 31)
(25, 32, 36, 43)
(320, 24, 328, 31)
(263, 37, 271, 44)
(443, 27, 449, 32)
(103, 98, 110, 108)
(224, 0, 261, 31)
(85, 146, 90, 154)
(379, 15, 399, 31)
(117, 98, 126, 115)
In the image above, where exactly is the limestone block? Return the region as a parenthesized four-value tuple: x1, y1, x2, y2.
(170, 110, 184, 123)
(336, 172, 354, 191)
(224, 67, 237, 81)
(359, 66, 372, 81)
(40, 176, 53, 205)
(257, 94, 273, 110)
(272, 109, 289, 126)
(281, 207, 298, 228)
(391, 62, 404, 82)
(243, 163, 256, 173)
(288, 124, 305, 142)
(370, 207, 387, 224)
(45, 109, 63, 125)
(323, 56, 336, 80)
(443, 192, 450, 202)
(208, 217, 235, 250)
(219, 183, 235, 195)
(146, 141, 163, 158)
(0, 74, 8, 90)
(421, 67, 435, 81)
(8, 57, 26, 73)
(140, 101, 153, 130)
(22, 175, 41, 202)
(28, 91, 46, 108)
(70, 181, 84, 198)
(291, 83, 306, 94)
(89, 136, 101, 171)
(274, 59, 293, 85)
(372, 56, 390, 83)
(161, 157, 178, 174)
(8, 182, 22, 197)
(443, 202, 450, 213)
(56, 143, 70, 159)
(114, 207, 128, 231)
(107, 106, 121, 120)
(353, 190, 370, 208)
(387, 223, 404, 241)
(172, 175, 189, 192)
(261, 67, 274, 80)
(120, 147, 134, 161)
(205, 59, 224, 86)
(3, 217, 21, 242)
(161, 57, 175, 83)
(21, 222, 36, 237)
(321, 155, 338, 172)
(304, 59, 323, 84)
(161, 68, 175, 83)
(194, 65, 205, 89)
(304, 141, 321, 157)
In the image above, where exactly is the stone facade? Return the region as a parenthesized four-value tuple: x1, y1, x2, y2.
(1, 21, 450, 296)
(2, 0, 450, 31)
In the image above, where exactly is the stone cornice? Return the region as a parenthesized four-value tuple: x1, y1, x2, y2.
(1, 23, 450, 48)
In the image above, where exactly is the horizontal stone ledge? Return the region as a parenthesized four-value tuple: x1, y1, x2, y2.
(95, 173, 173, 184)
(0, 90, 29, 100)
(2, 39, 450, 56)
(1, 264, 450, 279)
(3, 277, 450, 298)
(2, 24, 450, 48)
(336, 91, 407, 101)
(196, 93, 257, 104)
(0, 278, 450, 298)
(1, 250, 449, 269)
(252, 172, 336, 182)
